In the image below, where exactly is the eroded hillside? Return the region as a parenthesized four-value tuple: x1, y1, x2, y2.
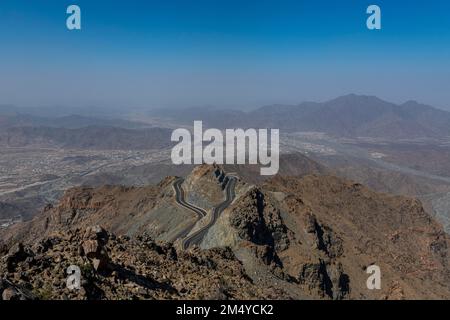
(2, 163, 450, 300)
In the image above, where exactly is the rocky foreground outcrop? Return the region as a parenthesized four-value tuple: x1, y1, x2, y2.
(0, 226, 286, 300)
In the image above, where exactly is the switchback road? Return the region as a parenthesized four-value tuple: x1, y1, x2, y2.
(171, 177, 207, 241)
(181, 176, 236, 249)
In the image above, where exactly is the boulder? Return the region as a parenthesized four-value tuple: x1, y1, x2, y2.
(2, 286, 21, 300)
(6, 243, 29, 272)
(0, 279, 34, 300)
(81, 226, 110, 272)
(82, 240, 100, 256)
(83, 225, 109, 245)
(8, 242, 25, 257)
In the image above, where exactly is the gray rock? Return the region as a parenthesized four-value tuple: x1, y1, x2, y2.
(2, 286, 21, 300)
(81, 227, 110, 272)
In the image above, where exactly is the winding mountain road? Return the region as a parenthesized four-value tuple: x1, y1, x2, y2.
(171, 178, 207, 240)
(173, 178, 207, 219)
(172, 176, 237, 249)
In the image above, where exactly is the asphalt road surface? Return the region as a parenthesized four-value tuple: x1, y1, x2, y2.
(171, 177, 207, 241)
(181, 176, 237, 249)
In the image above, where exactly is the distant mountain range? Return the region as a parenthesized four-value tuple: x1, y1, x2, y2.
(0, 104, 128, 119)
(4, 94, 450, 140)
(0, 112, 149, 130)
(0, 126, 172, 150)
(0, 107, 173, 150)
(154, 94, 450, 139)
(3, 94, 450, 148)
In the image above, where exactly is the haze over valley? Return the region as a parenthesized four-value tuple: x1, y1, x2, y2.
(1, 95, 450, 230)
(3, 94, 450, 299)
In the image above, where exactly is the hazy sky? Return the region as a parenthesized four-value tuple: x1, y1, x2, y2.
(0, 0, 449, 110)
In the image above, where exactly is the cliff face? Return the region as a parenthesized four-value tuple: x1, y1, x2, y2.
(2, 165, 450, 300)
(202, 175, 450, 299)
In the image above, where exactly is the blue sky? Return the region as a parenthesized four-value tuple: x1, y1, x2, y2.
(0, 0, 449, 109)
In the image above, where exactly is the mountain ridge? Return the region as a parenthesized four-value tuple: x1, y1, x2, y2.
(2, 163, 450, 299)
(153, 94, 450, 139)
